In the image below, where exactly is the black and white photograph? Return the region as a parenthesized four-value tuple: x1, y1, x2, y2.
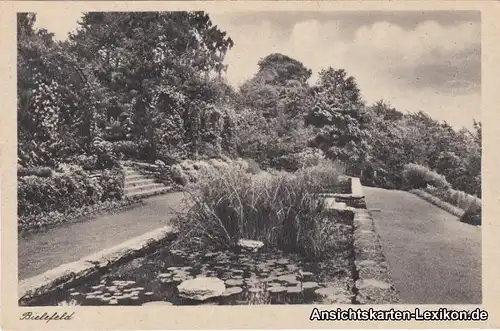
(13, 6, 483, 310)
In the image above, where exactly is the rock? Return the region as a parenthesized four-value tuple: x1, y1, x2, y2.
(299, 271, 314, 281)
(177, 277, 226, 301)
(277, 274, 299, 285)
(237, 239, 264, 252)
(155, 160, 166, 166)
(302, 282, 319, 289)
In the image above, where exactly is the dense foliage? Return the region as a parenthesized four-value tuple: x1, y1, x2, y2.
(18, 12, 481, 231)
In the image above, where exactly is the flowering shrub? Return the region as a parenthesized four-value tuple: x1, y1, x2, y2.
(18, 166, 125, 230)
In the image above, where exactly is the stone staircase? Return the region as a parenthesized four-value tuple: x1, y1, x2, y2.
(122, 165, 172, 199)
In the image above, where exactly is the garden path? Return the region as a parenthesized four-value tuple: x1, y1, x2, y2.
(364, 186, 482, 304)
(18, 192, 188, 280)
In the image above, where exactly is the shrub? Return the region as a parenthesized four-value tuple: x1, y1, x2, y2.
(424, 186, 481, 211)
(410, 189, 464, 217)
(112, 140, 139, 159)
(18, 166, 124, 221)
(17, 166, 53, 177)
(101, 168, 125, 200)
(402, 163, 450, 190)
(460, 203, 481, 226)
(171, 159, 345, 260)
(93, 138, 119, 169)
(67, 154, 98, 171)
(270, 148, 325, 172)
(156, 147, 183, 166)
(243, 158, 261, 174)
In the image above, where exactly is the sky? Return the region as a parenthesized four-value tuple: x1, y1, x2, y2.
(34, 10, 481, 129)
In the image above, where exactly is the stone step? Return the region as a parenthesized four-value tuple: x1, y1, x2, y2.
(126, 186, 172, 199)
(124, 183, 166, 195)
(124, 178, 156, 188)
(124, 174, 146, 181)
(124, 169, 141, 176)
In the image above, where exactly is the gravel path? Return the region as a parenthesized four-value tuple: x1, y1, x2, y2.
(364, 186, 482, 304)
(18, 192, 188, 280)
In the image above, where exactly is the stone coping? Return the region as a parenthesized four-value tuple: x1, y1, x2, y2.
(19, 225, 176, 304)
(351, 209, 399, 304)
(318, 177, 365, 199)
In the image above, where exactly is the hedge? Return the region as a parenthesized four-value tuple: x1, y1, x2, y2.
(402, 163, 450, 190)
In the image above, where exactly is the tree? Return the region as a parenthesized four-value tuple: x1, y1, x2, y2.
(235, 53, 314, 167)
(68, 12, 234, 160)
(17, 13, 105, 166)
(306, 68, 369, 174)
(239, 53, 312, 117)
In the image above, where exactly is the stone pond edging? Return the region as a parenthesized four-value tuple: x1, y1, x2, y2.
(351, 209, 399, 304)
(19, 225, 176, 304)
(325, 177, 400, 304)
(321, 177, 366, 209)
(20, 176, 399, 306)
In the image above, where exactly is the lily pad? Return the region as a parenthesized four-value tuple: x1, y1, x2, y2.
(222, 286, 243, 296)
(302, 282, 319, 289)
(225, 279, 244, 286)
(268, 286, 287, 293)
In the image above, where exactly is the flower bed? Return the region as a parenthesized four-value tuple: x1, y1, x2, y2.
(410, 189, 481, 226)
(18, 165, 127, 232)
(18, 198, 141, 235)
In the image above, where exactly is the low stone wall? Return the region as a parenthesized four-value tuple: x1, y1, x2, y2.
(19, 226, 176, 305)
(352, 209, 399, 304)
(321, 177, 366, 209)
(324, 177, 399, 304)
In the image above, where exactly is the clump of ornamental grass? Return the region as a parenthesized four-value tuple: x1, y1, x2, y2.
(170, 159, 345, 260)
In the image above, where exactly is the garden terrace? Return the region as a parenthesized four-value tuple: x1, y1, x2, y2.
(19, 167, 399, 306)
